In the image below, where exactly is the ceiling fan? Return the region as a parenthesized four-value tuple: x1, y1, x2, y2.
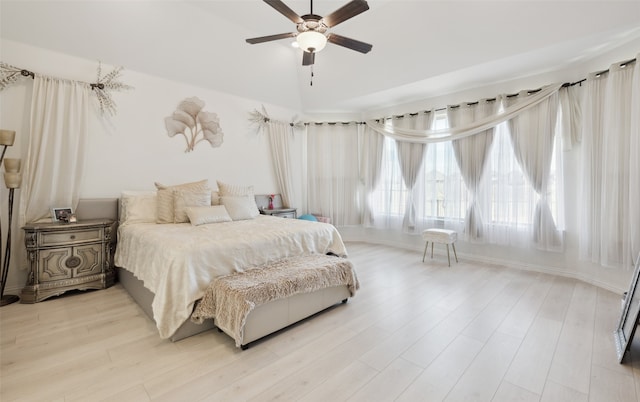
(246, 0, 372, 67)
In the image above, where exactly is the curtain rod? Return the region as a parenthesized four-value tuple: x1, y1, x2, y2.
(1, 61, 132, 116)
(11, 68, 107, 91)
(564, 57, 636, 87)
(307, 57, 637, 125)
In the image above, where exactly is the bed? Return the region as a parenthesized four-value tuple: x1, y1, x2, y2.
(111, 187, 354, 342)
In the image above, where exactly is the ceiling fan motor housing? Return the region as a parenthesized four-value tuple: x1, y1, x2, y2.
(297, 14, 328, 34)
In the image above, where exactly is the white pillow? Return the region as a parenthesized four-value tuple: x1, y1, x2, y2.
(173, 188, 213, 223)
(220, 196, 260, 221)
(154, 179, 209, 223)
(186, 205, 232, 226)
(217, 180, 254, 197)
(155, 179, 209, 191)
(211, 190, 220, 206)
(120, 191, 157, 225)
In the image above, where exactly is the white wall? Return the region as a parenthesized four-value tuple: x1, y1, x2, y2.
(0, 39, 300, 294)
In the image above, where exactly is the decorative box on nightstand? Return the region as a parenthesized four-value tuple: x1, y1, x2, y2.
(21, 219, 116, 303)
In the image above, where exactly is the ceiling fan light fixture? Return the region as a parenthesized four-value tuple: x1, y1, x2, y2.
(296, 31, 327, 53)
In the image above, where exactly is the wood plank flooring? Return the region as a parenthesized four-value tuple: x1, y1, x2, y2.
(1, 242, 639, 401)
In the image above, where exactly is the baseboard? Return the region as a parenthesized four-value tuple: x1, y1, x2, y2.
(343, 237, 627, 295)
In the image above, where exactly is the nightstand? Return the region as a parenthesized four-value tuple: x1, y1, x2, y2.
(255, 194, 297, 218)
(21, 219, 116, 303)
(260, 208, 297, 219)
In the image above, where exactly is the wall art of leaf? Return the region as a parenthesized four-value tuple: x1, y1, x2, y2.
(165, 96, 224, 152)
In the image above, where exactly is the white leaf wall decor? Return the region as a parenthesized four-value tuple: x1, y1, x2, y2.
(165, 96, 224, 152)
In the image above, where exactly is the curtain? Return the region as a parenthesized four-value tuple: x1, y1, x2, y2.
(448, 99, 499, 240)
(367, 136, 406, 229)
(578, 72, 608, 263)
(559, 84, 583, 150)
(359, 125, 384, 226)
(393, 113, 432, 232)
(631, 57, 640, 266)
(366, 83, 562, 144)
(579, 57, 638, 268)
(306, 123, 361, 226)
(19, 76, 90, 227)
(506, 90, 562, 251)
(266, 121, 294, 208)
(600, 60, 635, 268)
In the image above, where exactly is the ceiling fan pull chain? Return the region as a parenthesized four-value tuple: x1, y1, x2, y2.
(310, 65, 314, 86)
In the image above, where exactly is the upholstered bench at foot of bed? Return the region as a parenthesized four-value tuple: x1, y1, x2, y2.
(191, 254, 359, 349)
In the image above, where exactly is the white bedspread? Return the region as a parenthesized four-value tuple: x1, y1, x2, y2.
(114, 215, 347, 338)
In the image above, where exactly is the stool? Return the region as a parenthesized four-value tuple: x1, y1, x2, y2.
(422, 229, 458, 267)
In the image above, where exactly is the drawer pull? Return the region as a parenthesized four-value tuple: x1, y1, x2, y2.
(70, 235, 76, 240)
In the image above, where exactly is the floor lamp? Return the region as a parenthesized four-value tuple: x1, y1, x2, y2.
(0, 129, 20, 307)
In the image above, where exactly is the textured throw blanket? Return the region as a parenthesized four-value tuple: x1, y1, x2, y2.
(191, 254, 359, 347)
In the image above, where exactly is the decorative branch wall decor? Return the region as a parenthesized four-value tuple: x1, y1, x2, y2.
(165, 97, 224, 152)
(0, 61, 132, 117)
(248, 105, 304, 134)
(92, 62, 133, 116)
(0, 63, 34, 89)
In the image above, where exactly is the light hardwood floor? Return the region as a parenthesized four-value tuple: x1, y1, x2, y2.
(1, 242, 640, 401)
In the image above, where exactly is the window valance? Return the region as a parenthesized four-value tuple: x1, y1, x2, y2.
(366, 83, 563, 143)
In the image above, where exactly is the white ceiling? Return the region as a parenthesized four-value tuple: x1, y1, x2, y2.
(1, 1, 639, 115)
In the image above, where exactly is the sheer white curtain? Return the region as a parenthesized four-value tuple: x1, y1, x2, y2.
(578, 72, 607, 263)
(306, 123, 361, 226)
(368, 135, 407, 229)
(559, 84, 583, 150)
(448, 99, 499, 240)
(366, 83, 562, 143)
(19, 76, 90, 226)
(393, 113, 432, 233)
(506, 91, 563, 251)
(631, 57, 640, 265)
(412, 112, 466, 233)
(599, 60, 635, 268)
(266, 121, 295, 208)
(359, 125, 384, 226)
(579, 58, 639, 268)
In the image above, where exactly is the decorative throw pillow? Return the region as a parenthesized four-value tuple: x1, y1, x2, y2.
(154, 179, 209, 223)
(211, 191, 221, 206)
(120, 191, 157, 225)
(216, 180, 254, 197)
(186, 205, 232, 226)
(173, 188, 212, 223)
(154, 179, 209, 191)
(220, 196, 260, 221)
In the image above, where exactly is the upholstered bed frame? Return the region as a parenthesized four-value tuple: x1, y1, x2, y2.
(77, 198, 352, 344)
(76, 198, 217, 341)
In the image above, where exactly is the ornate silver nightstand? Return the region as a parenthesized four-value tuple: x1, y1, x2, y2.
(21, 219, 116, 303)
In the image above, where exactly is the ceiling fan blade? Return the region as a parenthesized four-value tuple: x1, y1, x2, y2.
(246, 32, 297, 44)
(302, 51, 315, 66)
(327, 33, 372, 54)
(264, 0, 304, 24)
(322, 0, 369, 28)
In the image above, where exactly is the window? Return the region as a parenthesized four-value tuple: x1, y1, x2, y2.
(368, 109, 563, 246)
